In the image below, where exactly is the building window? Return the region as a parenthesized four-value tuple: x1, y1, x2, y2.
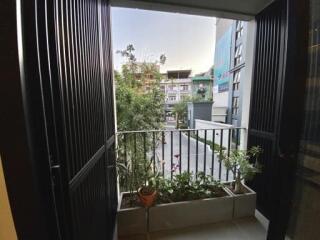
(233, 70, 241, 91)
(234, 44, 243, 66)
(168, 95, 176, 101)
(160, 85, 165, 91)
(168, 85, 176, 90)
(232, 97, 239, 115)
(236, 21, 244, 40)
(180, 84, 189, 91)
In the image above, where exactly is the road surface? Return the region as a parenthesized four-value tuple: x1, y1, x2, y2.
(153, 125, 234, 181)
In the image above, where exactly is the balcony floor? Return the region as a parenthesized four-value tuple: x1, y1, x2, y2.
(119, 212, 268, 240)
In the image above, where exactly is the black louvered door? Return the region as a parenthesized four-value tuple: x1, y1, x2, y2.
(34, 0, 117, 239)
(247, 0, 286, 219)
(248, 0, 308, 238)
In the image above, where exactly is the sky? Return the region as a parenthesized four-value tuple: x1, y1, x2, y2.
(111, 7, 216, 76)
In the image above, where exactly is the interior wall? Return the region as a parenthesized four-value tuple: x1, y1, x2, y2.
(0, 157, 17, 240)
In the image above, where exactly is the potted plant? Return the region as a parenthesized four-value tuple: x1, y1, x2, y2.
(137, 160, 158, 208)
(220, 146, 262, 218)
(149, 172, 233, 232)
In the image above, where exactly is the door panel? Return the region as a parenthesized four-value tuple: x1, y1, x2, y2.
(247, 0, 286, 219)
(249, 0, 309, 239)
(35, 0, 117, 239)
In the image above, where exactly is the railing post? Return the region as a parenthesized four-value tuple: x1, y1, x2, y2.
(124, 133, 128, 190)
(153, 132, 156, 174)
(143, 132, 147, 184)
(219, 129, 223, 180)
(234, 128, 239, 180)
(171, 131, 173, 180)
(204, 130, 207, 173)
(196, 130, 199, 178)
(211, 129, 215, 176)
(226, 129, 231, 181)
(162, 131, 165, 177)
(188, 130, 190, 173)
(179, 130, 182, 174)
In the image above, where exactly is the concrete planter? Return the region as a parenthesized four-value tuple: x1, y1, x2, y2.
(149, 188, 233, 232)
(225, 183, 257, 218)
(117, 192, 147, 237)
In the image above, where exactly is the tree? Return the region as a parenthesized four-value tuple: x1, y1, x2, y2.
(115, 45, 166, 131)
(115, 45, 166, 192)
(172, 98, 190, 129)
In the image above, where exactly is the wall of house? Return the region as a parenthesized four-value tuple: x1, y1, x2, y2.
(240, 20, 256, 150)
(195, 120, 232, 149)
(188, 102, 213, 128)
(0, 157, 17, 240)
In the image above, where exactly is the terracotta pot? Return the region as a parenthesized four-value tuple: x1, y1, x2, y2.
(137, 187, 157, 208)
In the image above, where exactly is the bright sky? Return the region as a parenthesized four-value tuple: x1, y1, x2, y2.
(111, 7, 216, 76)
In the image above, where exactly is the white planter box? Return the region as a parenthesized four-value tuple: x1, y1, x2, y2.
(117, 192, 147, 236)
(149, 188, 233, 232)
(225, 183, 256, 218)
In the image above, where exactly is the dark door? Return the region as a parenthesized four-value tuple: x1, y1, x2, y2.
(248, 0, 308, 239)
(247, 0, 287, 219)
(35, 0, 117, 239)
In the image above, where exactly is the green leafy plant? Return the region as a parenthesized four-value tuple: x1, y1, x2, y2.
(220, 146, 263, 194)
(156, 171, 224, 203)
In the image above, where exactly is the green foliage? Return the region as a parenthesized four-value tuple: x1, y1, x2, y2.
(172, 98, 190, 128)
(115, 44, 166, 131)
(220, 146, 263, 193)
(116, 45, 166, 198)
(155, 172, 224, 203)
(116, 78, 165, 131)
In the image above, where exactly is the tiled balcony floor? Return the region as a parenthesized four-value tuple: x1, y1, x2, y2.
(119, 212, 268, 240)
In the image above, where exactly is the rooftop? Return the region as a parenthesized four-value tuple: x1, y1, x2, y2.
(192, 76, 212, 81)
(166, 70, 192, 79)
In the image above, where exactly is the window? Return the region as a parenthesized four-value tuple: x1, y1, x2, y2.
(234, 44, 243, 66)
(168, 84, 176, 90)
(236, 21, 244, 40)
(180, 84, 189, 91)
(168, 95, 176, 101)
(160, 85, 165, 91)
(233, 70, 241, 91)
(232, 97, 239, 115)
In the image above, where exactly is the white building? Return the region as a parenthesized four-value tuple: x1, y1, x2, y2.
(160, 70, 192, 121)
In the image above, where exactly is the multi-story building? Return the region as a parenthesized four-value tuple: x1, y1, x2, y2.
(213, 19, 248, 127)
(123, 62, 161, 92)
(160, 70, 192, 121)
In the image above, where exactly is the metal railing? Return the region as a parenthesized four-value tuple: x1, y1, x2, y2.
(116, 127, 246, 190)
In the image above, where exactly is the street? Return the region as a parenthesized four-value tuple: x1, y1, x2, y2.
(154, 124, 234, 181)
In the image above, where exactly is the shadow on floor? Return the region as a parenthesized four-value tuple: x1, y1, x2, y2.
(119, 215, 267, 240)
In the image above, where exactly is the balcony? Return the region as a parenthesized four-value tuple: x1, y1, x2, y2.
(116, 127, 268, 239)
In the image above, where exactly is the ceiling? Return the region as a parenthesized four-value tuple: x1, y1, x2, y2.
(110, 0, 275, 21)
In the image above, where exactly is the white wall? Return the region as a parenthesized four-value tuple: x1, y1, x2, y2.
(213, 91, 229, 107)
(195, 119, 232, 150)
(239, 19, 256, 150)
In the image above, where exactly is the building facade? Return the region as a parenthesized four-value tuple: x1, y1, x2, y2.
(123, 62, 161, 92)
(160, 70, 192, 121)
(213, 19, 248, 127)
